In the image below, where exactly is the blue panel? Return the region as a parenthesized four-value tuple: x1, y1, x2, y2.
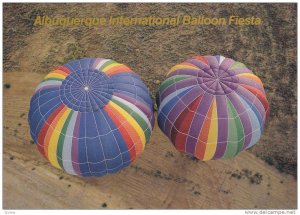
(94, 110, 114, 135)
(86, 137, 105, 163)
(110, 72, 141, 81)
(65, 59, 81, 71)
(110, 74, 148, 91)
(106, 155, 122, 170)
(79, 163, 91, 177)
(158, 87, 193, 128)
(114, 88, 152, 108)
(79, 58, 92, 70)
(89, 58, 96, 68)
(63, 63, 76, 73)
(84, 112, 106, 164)
(157, 112, 167, 132)
(216, 55, 220, 63)
(65, 60, 85, 81)
(89, 162, 107, 175)
(100, 110, 130, 158)
(29, 88, 62, 141)
(112, 129, 128, 152)
(121, 153, 131, 164)
(37, 88, 61, 107)
(110, 73, 153, 108)
(38, 97, 62, 116)
(77, 112, 90, 175)
(111, 129, 131, 163)
(100, 132, 121, 158)
(108, 160, 129, 174)
(241, 95, 264, 133)
(29, 93, 41, 120)
(92, 172, 107, 177)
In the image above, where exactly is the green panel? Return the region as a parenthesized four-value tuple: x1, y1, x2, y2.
(222, 99, 244, 159)
(158, 75, 192, 93)
(42, 78, 64, 82)
(229, 62, 246, 70)
(56, 111, 73, 168)
(111, 98, 151, 143)
(234, 108, 245, 155)
(99, 60, 117, 71)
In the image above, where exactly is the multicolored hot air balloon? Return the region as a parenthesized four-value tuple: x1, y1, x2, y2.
(28, 58, 154, 176)
(157, 55, 269, 161)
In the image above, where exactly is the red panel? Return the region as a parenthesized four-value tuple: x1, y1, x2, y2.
(103, 105, 137, 161)
(192, 56, 209, 65)
(171, 96, 202, 152)
(37, 104, 65, 157)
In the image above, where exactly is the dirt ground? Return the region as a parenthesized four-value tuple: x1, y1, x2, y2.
(3, 71, 297, 209)
(3, 3, 297, 209)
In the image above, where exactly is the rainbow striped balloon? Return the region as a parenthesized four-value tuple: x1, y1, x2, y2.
(157, 55, 269, 160)
(28, 58, 154, 176)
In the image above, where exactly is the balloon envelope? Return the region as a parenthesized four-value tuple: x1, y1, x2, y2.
(29, 58, 154, 176)
(157, 55, 269, 160)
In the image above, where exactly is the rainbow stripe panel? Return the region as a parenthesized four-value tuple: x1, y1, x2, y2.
(28, 58, 154, 176)
(157, 55, 269, 160)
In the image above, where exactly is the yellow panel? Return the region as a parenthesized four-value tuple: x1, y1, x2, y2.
(237, 73, 263, 86)
(48, 107, 72, 169)
(203, 98, 218, 161)
(44, 73, 65, 80)
(107, 100, 146, 150)
(167, 64, 198, 75)
(102, 63, 122, 72)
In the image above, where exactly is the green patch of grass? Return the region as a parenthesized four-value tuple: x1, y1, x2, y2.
(250, 172, 263, 185)
(264, 156, 274, 166)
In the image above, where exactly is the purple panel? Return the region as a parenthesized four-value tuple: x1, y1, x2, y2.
(185, 92, 214, 154)
(164, 87, 201, 138)
(113, 92, 153, 123)
(166, 69, 200, 78)
(238, 78, 266, 95)
(229, 67, 252, 75)
(186, 59, 210, 71)
(205, 56, 219, 69)
(161, 78, 200, 101)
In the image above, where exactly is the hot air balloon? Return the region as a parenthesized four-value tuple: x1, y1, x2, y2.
(28, 58, 154, 176)
(156, 55, 269, 160)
